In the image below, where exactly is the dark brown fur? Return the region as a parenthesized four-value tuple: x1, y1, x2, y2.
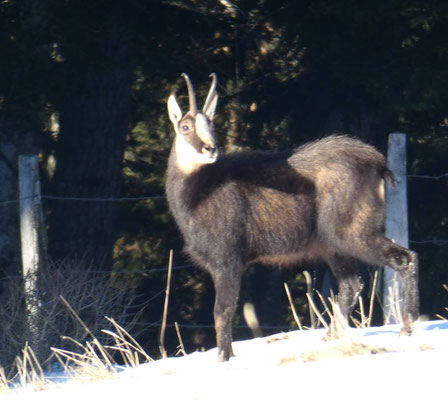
(166, 133, 419, 362)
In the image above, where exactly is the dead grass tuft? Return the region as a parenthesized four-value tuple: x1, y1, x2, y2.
(300, 341, 390, 362)
(51, 312, 152, 384)
(0, 259, 142, 373)
(0, 307, 152, 393)
(277, 282, 393, 366)
(278, 341, 391, 366)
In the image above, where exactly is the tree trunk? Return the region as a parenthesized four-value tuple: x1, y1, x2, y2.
(0, 0, 49, 278)
(0, 136, 21, 277)
(225, 3, 246, 151)
(48, 30, 134, 269)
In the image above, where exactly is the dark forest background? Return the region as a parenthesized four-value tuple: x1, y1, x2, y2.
(0, 0, 447, 363)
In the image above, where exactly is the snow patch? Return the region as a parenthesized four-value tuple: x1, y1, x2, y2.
(5, 320, 448, 400)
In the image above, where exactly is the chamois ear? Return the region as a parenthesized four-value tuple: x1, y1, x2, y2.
(167, 94, 183, 125)
(203, 92, 218, 121)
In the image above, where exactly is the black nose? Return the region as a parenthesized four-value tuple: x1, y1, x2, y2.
(203, 144, 217, 155)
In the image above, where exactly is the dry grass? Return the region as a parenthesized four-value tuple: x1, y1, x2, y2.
(435, 284, 448, 320)
(0, 259, 140, 370)
(0, 261, 150, 394)
(277, 296, 392, 366)
(50, 304, 152, 384)
(0, 344, 49, 393)
(284, 269, 396, 333)
(279, 341, 390, 365)
(276, 275, 404, 365)
(0, 314, 153, 393)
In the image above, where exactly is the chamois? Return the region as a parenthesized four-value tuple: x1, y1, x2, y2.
(165, 73, 419, 362)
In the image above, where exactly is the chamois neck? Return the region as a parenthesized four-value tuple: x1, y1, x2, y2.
(166, 145, 214, 214)
(168, 141, 205, 177)
(170, 136, 217, 175)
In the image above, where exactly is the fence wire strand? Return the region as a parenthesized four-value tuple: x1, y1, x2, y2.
(0, 172, 446, 245)
(0, 171, 445, 206)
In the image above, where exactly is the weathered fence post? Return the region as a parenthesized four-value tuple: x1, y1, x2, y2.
(19, 155, 43, 348)
(383, 133, 409, 324)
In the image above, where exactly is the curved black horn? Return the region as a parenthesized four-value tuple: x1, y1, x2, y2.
(203, 73, 218, 113)
(181, 73, 197, 116)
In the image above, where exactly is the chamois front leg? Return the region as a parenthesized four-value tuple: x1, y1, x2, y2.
(212, 267, 242, 362)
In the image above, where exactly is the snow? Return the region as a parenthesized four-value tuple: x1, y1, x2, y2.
(6, 320, 448, 399)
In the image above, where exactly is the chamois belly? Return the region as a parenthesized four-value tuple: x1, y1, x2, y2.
(254, 246, 323, 268)
(244, 187, 316, 264)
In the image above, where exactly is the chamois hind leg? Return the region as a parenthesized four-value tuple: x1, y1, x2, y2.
(326, 255, 363, 338)
(365, 235, 419, 334)
(211, 266, 242, 362)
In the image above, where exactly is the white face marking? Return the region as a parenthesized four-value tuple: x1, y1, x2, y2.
(195, 113, 216, 147)
(175, 129, 218, 175)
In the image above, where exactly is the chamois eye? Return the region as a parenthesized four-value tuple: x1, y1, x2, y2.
(181, 124, 191, 134)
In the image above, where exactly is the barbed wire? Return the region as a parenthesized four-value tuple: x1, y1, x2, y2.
(0, 193, 166, 206)
(408, 173, 448, 180)
(144, 264, 195, 273)
(139, 321, 294, 331)
(42, 194, 166, 202)
(109, 264, 195, 275)
(410, 239, 448, 246)
(0, 173, 446, 246)
(0, 171, 446, 207)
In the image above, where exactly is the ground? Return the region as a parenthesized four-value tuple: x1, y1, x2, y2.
(6, 320, 448, 399)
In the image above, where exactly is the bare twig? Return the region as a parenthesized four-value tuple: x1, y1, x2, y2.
(306, 293, 329, 330)
(368, 270, 379, 327)
(284, 282, 302, 330)
(0, 259, 140, 370)
(60, 295, 96, 341)
(159, 250, 174, 359)
(174, 322, 187, 356)
(303, 271, 316, 329)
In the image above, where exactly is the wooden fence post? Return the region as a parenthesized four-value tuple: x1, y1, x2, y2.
(383, 133, 409, 324)
(18, 155, 43, 348)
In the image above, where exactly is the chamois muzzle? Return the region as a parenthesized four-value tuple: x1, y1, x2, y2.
(202, 143, 217, 158)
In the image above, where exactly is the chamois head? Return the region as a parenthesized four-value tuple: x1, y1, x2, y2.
(167, 73, 219, 174)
